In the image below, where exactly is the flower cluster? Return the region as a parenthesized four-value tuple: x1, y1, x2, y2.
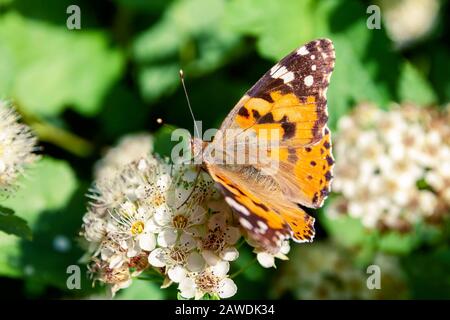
(81, 135, 290, 298)
(380, 0, 440, 48)
(329, 103, 450, 231)
(94, 133, 154, 181)
(0, 100, 38, 195)
(273, 242, 408, 300)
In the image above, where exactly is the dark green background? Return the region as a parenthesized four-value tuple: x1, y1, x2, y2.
(0, 0, 449, 299)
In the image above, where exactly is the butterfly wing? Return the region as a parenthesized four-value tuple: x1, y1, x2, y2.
(218, 38, 335, 148)
(267, 127, 334, 208)
(206, 164, 315, 251)
(210, 39, 335, 208)
(204, 38, 335, 248)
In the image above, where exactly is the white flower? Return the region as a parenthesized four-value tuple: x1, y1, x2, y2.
(95, 133, 154, 181)
(106, 203, 156, 257)
(274, 242, 408, 300)
(89, 259, 132, 297)
(329, 103, 450, 231)
(148, 233, 204, 282)
(200, 210, 241, 265)
(380, 0, 439, 48)
(82, 210, 107, 243)
(0, 101, 38, 193)
(255, 240, 290, 268)
(148, 170, 213, 244)
(178, 261, 237, 299)
(151, 204, 207, 245)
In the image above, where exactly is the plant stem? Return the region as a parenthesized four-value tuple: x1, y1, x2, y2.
(15, 105, 94, 157)
(31, 121, 94, 157)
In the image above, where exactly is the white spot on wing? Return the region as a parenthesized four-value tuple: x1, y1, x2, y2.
(280, 71, 294, 83)
(304, 75, 314, 87)
(311, 55, 316, 60)
(257, 221, 268, 232)
(225, 197, 250, 216)
(270, 64, 281, 76)
(270, 65, 294, 83)
(239, 217, 253, 230)
(297, 46, 309, 55)
(311, 65, 316, 71)
(271, 66, 287, 78)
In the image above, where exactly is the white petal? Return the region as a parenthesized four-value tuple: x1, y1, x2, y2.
(186, 225, 203, 238)
(211, 261, 230, 277)
(179, 233, 196, 250)
(179, 277, 196, 299)
(118, 279, 132, 290)
(126, 244, 139, 258)
(146, 218, 162, 233)
(109, 254, 125, 269)
(154, 206, 172, 225)
(148, 248, 166, 268)
(175, 187, 192, 208)
(168, 265, 187, 283)
(220, 247, 239, 261)
(189, 206, 207, 225)
(183, 169, 198, 182)
(225, 227, 241, 244)
(139, 232, 156, 251)
(280, 241, 290, 255)
(202, 250, 221, 266)
(187, 251, 205, 272)
(101, 247, 114, 260)
(158, 229, 178, 247)
(157, 174, 171, 191)
(208, 213, 227, 230)
(257, 252, 275, 268)
(218, 278, 237, 298)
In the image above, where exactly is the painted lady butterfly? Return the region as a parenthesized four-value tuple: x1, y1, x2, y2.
(197, 39, 335, 251)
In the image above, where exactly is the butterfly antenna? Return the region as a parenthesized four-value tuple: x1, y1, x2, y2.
(179, 70, 201, 139)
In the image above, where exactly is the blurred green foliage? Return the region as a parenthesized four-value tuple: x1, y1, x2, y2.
(0, 0, 448, 299)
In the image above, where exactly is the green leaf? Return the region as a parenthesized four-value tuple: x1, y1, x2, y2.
(0, 214, 31, 240)
(133, 0, 243, 103)
(137, 64, 180, 103)
(398, 62, 437, 105)
(0, 12, 124, 116)
(322, 204, 447, 255)
(114, 0, 173, 12)
(320, 209, 370, 247)
(0, 157, 78, 282)
(377, 231, 418, 255)
(327, 35, 391, 127)
(224, 0, 320, 60)
(0, 205, 14, 216)
(1, 157, 77, 223)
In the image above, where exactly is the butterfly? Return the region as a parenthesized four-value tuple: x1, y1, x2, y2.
(193, 39, 335, 252)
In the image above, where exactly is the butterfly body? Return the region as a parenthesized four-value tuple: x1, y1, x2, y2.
(195, 39, 335, 251)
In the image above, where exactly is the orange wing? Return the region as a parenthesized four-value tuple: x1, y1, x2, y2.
(203, 39, 335, 249)
(206, 164, 315, 251)
(217, 38, 335, 148)
(267, 127, 334, 208)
